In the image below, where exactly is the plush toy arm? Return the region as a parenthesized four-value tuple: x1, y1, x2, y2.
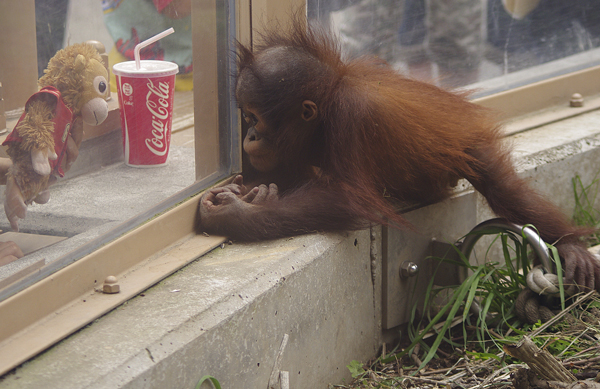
(4, 175, 27, 231)
(0, 159, 25, 231)
(15, 98, 57, 176)
(3, 172, 50, 232)
(17, 99, 56, 150)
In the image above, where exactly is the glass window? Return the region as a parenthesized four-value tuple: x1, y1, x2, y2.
(0, 0, 238, 302)
(2, 0, 598, 307)
(307, 0, 600, 96)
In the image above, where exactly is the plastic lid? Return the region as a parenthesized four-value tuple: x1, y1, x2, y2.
(112, 60, 179, 78)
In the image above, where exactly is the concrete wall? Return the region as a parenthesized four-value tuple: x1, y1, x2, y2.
(0, 231, 382, 389)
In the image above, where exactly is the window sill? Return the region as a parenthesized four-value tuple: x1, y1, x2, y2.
(0, 190, 224, 376)
(0, 230, 377, 388)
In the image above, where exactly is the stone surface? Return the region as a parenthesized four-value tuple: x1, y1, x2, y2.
(0, 231, 381, 389)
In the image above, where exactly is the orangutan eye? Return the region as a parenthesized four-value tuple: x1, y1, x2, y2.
(242, 111, 259, 127)
(93, 76, 108, 95)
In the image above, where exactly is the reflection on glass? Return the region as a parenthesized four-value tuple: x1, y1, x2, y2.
(0, 0, 204, 299)
(308, 0, 600, 93)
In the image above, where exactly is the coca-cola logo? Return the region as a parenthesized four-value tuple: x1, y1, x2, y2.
(145, 79, 170, 156)
(122, 83, 133, 96)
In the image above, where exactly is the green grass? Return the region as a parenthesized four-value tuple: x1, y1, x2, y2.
(573, 173, 600, 244)
(403, 230, 539, 366)
(336, 173, 600, 389)
(195, 375, 222, 389)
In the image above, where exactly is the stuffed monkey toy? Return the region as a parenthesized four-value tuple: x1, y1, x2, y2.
(3, 43, 109, 230)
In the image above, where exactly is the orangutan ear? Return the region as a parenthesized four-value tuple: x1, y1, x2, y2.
(301, 100, 318, 122)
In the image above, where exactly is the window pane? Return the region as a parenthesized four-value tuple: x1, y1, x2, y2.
(0, 0, 237, 301)
(307, 0, 600, 95)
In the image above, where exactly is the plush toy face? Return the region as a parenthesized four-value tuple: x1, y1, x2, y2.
(77, 55, 109, 126)
(38, 43, 110, 126)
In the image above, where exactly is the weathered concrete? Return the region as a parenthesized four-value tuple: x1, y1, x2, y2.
(0, 231, 381, 389)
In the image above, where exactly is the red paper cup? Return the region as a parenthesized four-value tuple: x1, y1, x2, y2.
(112, 60, 179, 167)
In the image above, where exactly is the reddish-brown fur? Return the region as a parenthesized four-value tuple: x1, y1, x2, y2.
(197, 20, 600, 291)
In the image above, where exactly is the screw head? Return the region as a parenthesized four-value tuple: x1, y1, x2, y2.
(400, 261, 419, 278)
(570, 93, 584, 107)
(104, 275, 117, 284)
(103, 275, 120, 294)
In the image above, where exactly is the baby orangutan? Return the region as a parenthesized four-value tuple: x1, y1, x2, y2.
(197, 20, 600, 293)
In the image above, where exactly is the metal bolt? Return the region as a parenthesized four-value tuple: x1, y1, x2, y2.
(570, 93, 584, 107)
(400, 261, 419, 279)
(103, 275, 120, 294)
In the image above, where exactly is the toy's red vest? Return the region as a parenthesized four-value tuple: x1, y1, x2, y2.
(2, 86, 73, 177)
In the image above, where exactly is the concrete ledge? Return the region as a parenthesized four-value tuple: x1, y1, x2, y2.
(0, 230, 381, 389)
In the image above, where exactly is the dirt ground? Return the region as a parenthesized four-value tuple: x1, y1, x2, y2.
(332, 292, 600, 389)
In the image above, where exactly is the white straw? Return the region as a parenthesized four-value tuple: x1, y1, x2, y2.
(134, 27, 175, 70)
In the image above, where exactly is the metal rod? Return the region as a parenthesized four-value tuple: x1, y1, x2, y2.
(460, 218, 554, 272)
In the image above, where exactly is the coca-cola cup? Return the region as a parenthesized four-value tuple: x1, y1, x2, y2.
(112, 60, 179, 167)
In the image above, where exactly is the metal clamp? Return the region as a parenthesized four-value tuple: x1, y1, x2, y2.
(458, 218, 556, 315)
(459, 218, 553, 274)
